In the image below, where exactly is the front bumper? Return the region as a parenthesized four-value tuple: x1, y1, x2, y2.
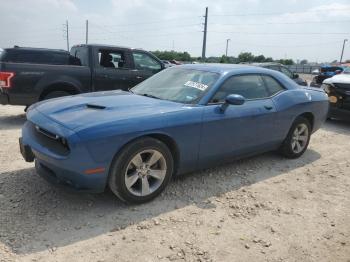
(20, 110, 110, 193)
(329, 106, 350, 120)
(35, 159, 105, 193)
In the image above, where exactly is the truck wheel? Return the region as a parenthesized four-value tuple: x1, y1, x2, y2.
(43, 90, 72, 100)
(108, 137, 174, 204)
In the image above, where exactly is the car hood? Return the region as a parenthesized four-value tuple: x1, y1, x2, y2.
(30, 90, 186, 131)
(323, 74, 350, 85)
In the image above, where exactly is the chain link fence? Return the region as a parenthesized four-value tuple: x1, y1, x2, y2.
(286, 65, 320, 74)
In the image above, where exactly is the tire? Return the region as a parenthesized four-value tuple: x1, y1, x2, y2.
(43, 90, 72, 100)
(279, 116, 311, 159)
(108, 137, 174, 204)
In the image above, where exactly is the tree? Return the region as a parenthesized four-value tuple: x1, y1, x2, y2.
(277, 59, 294, 65)
(300, 59, 308, 65)
(253, 55, 266, 63)
(220, 55, 229, 63)
(265, 57, 273, 62)
(151, 50, 192, 61)
(238, 52, 254, 63)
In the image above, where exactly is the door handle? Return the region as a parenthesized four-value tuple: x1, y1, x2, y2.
(136, 76, 143, 79)
(264, 105, 273, 110)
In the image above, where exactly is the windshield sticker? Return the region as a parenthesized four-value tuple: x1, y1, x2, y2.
(184, 81, 208, 91)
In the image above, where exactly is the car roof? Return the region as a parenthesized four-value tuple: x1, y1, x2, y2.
(4, 46, 67, 53)
(249, 62, 283, 67)
(321, 65, 343, 69)
(178, 63, 270, 74)
(72, 44, 145, 52)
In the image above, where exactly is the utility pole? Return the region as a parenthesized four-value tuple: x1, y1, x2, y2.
(225, 39, 230, 56)
(65, 20, 69, 51)
(86, 20, 89, 44)
(201, 7, 208, 61)
(340, 39, 348, 64)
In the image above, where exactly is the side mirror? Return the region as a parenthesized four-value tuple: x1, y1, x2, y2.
(293, 73, 299, 79)
(220, 94, 245, 112)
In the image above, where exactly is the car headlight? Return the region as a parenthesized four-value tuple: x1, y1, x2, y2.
(329, 96, 338, 103)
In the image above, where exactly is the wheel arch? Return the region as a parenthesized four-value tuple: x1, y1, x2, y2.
(39, 82, 81, 101)
(298, 112, 314, 131)
(109, 132, 180, 178)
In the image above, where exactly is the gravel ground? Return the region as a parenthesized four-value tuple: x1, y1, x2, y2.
(0, 105, 349, 262)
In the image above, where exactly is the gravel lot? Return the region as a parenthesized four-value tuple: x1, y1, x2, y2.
(0, 105, 349, 262)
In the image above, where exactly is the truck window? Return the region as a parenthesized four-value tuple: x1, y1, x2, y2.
(132, 52, 161, 71)
(73, 48, 88, 66)
(50, 52, 70, 65)
(2, 50, 69, 65)
(98, 50, 126, 69)
(0, 50, 5, 61)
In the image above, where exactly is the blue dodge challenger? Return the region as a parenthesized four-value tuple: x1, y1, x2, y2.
(20, 64, 329, 203)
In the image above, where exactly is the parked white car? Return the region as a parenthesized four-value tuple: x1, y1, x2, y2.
(322, 73, 350, 120)
(312, 68, 320, 75)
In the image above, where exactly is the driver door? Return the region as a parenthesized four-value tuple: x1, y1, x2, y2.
(93, 49, 135, 91)
(198, 74, 277, 166)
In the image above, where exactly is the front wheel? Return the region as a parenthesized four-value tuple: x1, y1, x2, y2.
(108, 137, 174, 204)
(279, 116, 311, 159)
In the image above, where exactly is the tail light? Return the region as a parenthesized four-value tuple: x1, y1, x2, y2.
(0, 72, 15, 88)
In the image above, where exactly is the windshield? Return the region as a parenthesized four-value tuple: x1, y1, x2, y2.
(131, 68, 220, 104)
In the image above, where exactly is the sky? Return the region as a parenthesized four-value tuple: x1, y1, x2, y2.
(0, 0, 349, 63)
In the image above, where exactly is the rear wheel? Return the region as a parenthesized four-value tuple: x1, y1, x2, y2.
(108, 137, 174, 204)
(279, 116, 311, 159)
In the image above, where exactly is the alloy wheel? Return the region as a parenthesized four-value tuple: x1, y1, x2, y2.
(124, 149, 167, 196)
(291, 123, 309, 154)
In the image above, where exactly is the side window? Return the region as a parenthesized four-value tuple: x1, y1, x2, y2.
(132, 52, 161, 71)
(98, 50, 126, 69)
(280, 67, 293, 78)
(5, 51, 69, 65)
(211, 75, 269, 103)
(261, 75, 285, 96)
(7, 52, 38, 63)
(74, 48, 88, 66)
(50, 52, 70, 65)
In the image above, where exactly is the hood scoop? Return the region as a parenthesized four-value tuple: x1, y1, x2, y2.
(86, 104, 106, 110)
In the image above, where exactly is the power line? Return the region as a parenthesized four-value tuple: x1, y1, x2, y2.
(89, 22, 201, 35)
(209, 31, 350, 35)
(210, 20, 350, 26)
(211, 7, 350, 17)
(90, 17, 200, 28)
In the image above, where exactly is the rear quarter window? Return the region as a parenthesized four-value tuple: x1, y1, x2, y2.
(261, 75, 286, 96)
(2, 50, 70, 65)
(0, 50, 8, 61)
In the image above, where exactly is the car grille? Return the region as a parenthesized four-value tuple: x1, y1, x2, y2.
(28, 122, 70, 156)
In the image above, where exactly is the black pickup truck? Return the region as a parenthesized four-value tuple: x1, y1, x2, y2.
(0, 44, 164, 107)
